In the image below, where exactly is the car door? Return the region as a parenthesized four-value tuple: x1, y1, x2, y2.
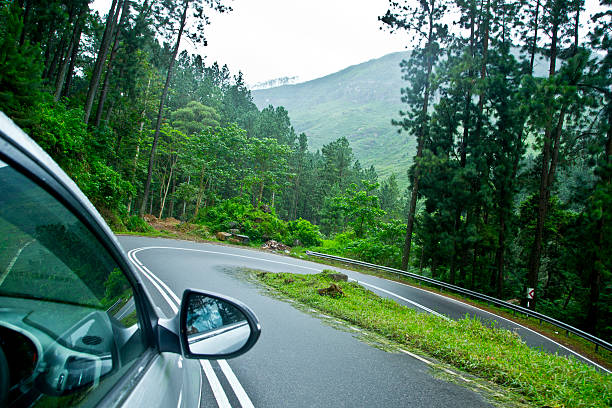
(0, 114, 201, 407)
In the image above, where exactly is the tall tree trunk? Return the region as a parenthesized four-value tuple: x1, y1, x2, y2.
(19, 0, 32, 46)
(62, 18, 83, 99)
(494, 200, 506, 298)
(529, 1, 540, 75)
(401, 9, 435, 270)
(257, 181, 265, 208)
(168, 172, 176, 218)
(573, 2, 580, 56)
(182, 175, 190, 218)
(42, 21, 57, 78)
(46, 32, 67, 83)
(159, 162, 174, 219)
(83, 0, 121, 124)
(140, 0, 189, 216)
(586, 102, 612, 332)
(526, 16, 560, 309)
(54, 2, 88, 101)
(194, 165, 207, 218)
(94, 0, 130, 127)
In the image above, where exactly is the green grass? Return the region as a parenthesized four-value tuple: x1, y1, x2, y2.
(289, 251, 612, 369)
(114, 230, 177, 237)
(257, 271, 612, 408)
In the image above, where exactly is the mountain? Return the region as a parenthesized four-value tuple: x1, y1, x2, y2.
(252, 51, 414, 188)
(250, 76, 300, 90)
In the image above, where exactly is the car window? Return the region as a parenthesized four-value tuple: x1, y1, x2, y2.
(0, 159, 146, 407)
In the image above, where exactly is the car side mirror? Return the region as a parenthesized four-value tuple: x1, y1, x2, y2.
(179, 290, 261, 359)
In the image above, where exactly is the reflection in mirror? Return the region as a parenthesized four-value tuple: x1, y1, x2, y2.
(185, 294, 251, 356)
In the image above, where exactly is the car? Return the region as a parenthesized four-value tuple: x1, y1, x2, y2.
(0, 111, 261, 407)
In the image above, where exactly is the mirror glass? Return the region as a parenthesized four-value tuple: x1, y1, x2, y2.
(185, 294, 251, 356)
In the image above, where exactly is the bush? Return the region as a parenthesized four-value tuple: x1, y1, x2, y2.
(79, 161, 135, 211)
(314, 221, 405, 267)
(124, 215, 155, 233)
(241, 210, 288, 242)
(287, 218, 322, 247)
(197, 197, 289, 242)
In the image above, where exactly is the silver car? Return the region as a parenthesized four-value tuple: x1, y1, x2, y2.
(0, 112, 261, 407)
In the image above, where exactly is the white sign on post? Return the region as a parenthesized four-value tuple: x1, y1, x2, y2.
(527, 288, 535, 300)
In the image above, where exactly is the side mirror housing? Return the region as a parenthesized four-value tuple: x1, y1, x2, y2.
(178, 289, 261, 359)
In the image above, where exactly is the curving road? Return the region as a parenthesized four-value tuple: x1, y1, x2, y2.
(118, 236, 605, 407)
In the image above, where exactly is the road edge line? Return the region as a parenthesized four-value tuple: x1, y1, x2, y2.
(374, 277, 611, 373)
(356, 280, 450, 321)
(218, 359, 255, 408)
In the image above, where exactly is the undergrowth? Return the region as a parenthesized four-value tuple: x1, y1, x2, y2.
(258, 271, 612, 408)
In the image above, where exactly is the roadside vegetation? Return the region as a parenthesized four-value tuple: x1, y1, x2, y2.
(258, 271, 612, 408)
(1, 0, 611, 354)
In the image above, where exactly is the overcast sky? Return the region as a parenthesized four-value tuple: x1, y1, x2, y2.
(93, 0, 604, 86)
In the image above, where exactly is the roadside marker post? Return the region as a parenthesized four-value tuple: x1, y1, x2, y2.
(526, 288, 534, 309)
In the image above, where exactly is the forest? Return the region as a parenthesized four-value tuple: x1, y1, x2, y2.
(0, 0, 610, 341)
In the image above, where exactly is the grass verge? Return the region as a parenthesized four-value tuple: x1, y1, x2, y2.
(291, 252, 612, 369)
(257, 271, 612, 408)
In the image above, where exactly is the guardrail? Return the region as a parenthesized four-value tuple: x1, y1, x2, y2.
(305, 250, 612, 353)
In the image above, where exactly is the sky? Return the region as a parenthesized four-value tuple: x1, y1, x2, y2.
(199, 0, 410, 85)
(92, 0, 410, 85)
(92, 0, 604, 87)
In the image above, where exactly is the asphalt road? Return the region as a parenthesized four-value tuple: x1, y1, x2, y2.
(117, 236, 603, 407)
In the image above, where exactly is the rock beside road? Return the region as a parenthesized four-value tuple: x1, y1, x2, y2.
(317, 283, 344, 298)
(328, 273, 348, 282)
(262, 240, 290, 252)
(216, 231, 232, 241)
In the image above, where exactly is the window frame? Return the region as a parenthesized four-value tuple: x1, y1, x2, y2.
(0, 117, 162, 406)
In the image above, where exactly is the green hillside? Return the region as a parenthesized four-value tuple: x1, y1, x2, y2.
(252, 51, 414, 188)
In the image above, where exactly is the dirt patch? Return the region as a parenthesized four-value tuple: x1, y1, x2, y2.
(141, 215, 212, 241)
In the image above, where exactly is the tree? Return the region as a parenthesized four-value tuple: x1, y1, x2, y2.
(526, 0, 585, 307)
(320, 136, 355, 191)
(83, 0, 122, 124)
(379, 173, 402, 220)
(140, 0, 231, 216)
(380, 0, 448, 270)
(345, 181, 386, 238)
(0, 2, 43, 126)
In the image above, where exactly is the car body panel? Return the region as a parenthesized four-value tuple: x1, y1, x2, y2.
(0, 112, 205, 406)
(121, 353, 202, 408)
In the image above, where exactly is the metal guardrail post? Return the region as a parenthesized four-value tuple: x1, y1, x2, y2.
(305, 250, 612, 353)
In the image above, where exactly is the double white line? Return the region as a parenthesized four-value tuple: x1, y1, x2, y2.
(127, 248, 255, 408)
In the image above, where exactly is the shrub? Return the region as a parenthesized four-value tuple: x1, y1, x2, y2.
(197, 197, 289, 242)
(124, 215, 155, 233)
(241, 210, 288, 242)
(314, 221, 405, 267)
(287, 218, 322, 247)
(79, 161, 135, 211)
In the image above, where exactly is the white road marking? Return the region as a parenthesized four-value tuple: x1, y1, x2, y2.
(398, 350, 471, 382)
(201, 360, 232, 408)
(129, 244, 609, 373)
(127, 247, 257, 407)
(128, 251, 177, 313)
(377, 278, 612, 373)
(355, 280, 450, 321)
(399, 348, 432, 365)
(130, 245, 319, 272)
(0, 239, 34, 285)
(219, 359, 255, 408)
